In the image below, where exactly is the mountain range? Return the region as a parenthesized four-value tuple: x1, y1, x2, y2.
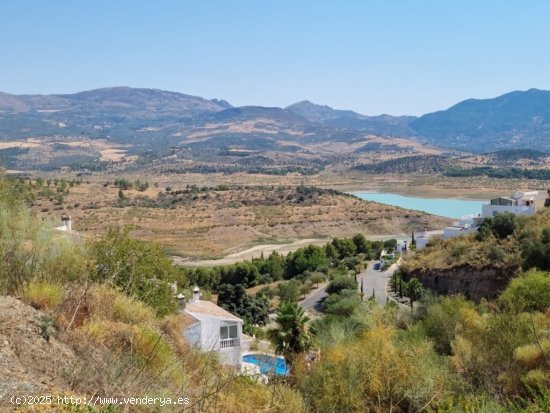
(285, 100, 416, 137)
(410, 88, 550, 152)
(0, 87, 549, 170)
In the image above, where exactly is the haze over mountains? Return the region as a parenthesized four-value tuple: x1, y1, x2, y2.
(285, 101, 416, 138)
(411, 88, 550, 152)
(0, 87, 549, 171)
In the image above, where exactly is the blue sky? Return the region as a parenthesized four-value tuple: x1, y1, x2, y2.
(1, 1, 549, 115)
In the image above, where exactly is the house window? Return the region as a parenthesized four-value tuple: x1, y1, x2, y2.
(220, 323, 239, 348)
(220, 323, 238, 340)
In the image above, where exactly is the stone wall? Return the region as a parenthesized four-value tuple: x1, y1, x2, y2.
(402, 263, 519, 301)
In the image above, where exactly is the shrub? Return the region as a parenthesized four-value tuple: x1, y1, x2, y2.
(87, 284, 155, 325)
(276, 279, 301, 302)
(37, 314, 55, 342)
(499, 270, 550, 312)
(23, 281, 64, 311)
(487, 245, 505, 261)
(91, 227, 177, 316)
(491, 212, 519, 239)
(324, 291, 360, 316)
(78, 320, 175, 376)
(326, 275, 356, 295)
(298, 321, 452, 412)
(417, 296, 473, 355)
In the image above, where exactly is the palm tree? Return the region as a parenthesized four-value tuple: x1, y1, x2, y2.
(269, 302, 312, 366)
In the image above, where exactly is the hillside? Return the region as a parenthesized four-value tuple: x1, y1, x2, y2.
(411, 88, 550, 152)
(286, 100, 415, 136)
(1, 173, 549, 413)
(3, 87, 550, 171)
(400, 207, 550, 300)
(0, 296, 76, 401)
(0, 88, 440, 171)
(29, 182, 450, 258)
(0, 87, 229, 115)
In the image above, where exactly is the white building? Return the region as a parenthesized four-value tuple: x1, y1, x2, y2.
(414, 229, 444, 250)
(396, 240, 408, 253)
(182, 287, 249, 367)
(415, 215, 482, 250)
(413, 190, 548, 250)
(482, 191, 546, 218)
(442, 214, 482, 240)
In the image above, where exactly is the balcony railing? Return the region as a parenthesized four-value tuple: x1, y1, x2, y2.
(220, 337, 240, 348)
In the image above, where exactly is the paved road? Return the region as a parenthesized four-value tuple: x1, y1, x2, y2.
(358, 261, 395, 306)
(174, 233, 408, 267)
(175, 238, 331, 267)
(299, 283, 328, 311)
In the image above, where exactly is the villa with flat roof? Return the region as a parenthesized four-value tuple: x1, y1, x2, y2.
(482, 190, 546, 218)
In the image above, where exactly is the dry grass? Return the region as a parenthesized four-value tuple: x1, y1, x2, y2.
(87, 284, 157, 326)
(22, 281, 64, 311)
(31, 183, 449, 258)
(6, 282, 304, 411)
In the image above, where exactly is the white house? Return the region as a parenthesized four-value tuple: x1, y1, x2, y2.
(442, 214, 482, 240)
(482, 191, 546, 218)
(182, 287, 249, 367)
(415, 215, 482, 250)
(396, 240, 408, 253)
(414, 229, 444, 250)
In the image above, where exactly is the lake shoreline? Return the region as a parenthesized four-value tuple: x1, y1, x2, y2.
(347, 190, 487, 203)
(351, 192, 487, 219)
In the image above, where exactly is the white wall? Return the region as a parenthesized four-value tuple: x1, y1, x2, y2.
(219, 339, 243, 366)
(442, 227, 478, 240)
(416, 237, 429, 250)
(184, 324, 201, 347)
(184, 313, 243, 367)
(482, 204, 536, 218)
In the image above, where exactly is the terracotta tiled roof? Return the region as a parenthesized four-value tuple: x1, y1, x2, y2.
(184, 300, 242, 321)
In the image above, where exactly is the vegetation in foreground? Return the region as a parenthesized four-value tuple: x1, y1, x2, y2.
(0, 173, 549, 412)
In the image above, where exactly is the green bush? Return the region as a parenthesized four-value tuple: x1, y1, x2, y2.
(324, 291, 360, 316)
(499, 270, 550, 312)
(491, 212, 519, 239)
(326, 275, 356, 295)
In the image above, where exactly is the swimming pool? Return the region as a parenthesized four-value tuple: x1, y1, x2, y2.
(242, 353, 288, 375)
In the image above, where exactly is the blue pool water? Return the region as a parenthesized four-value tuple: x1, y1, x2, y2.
(352, 192, 486, 219)
(242, 353, 288, 375)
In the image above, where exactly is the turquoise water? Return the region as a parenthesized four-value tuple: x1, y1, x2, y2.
(352, 192, 486, 218)
(243, 354, 288, 375)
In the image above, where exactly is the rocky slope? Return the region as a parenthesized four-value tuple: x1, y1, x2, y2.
(0, 296, 76, 407)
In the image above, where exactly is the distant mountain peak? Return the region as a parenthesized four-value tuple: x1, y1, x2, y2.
(287, 100, 333, 110)
(0, 87, 230, 114)
(286, 100, 414, 137)
(411, 88, 550, 152)
(210, 98, 232, 109)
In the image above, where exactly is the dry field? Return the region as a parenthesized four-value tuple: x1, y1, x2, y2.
(32, 181, 449, 259)
(1, 137, 135, 168)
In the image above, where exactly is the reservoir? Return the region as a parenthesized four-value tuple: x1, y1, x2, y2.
(352, 192, 486, 219)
